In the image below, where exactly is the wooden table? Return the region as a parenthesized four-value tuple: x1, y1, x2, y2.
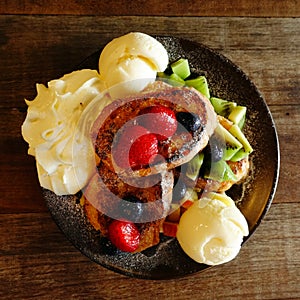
(1, 1, 299, 299)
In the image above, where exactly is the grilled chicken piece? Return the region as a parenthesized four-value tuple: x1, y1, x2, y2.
(92, 80, 217, 178)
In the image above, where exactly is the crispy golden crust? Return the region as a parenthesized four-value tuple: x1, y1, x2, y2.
(84, 197, 162, 252)
(84, 81, 218, 252)
(92, 81, 217, 177)
(84, 164, 173, 252)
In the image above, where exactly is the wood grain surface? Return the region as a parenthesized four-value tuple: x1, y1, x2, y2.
(0, 5, 299, 300)
(1, 0, 300, 17)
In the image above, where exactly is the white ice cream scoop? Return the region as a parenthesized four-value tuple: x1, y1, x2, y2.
(99, 32, 169, 98)
(176, 192, 249, 265)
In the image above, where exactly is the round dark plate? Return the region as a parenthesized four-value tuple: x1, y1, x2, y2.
(43, 36, 280, 280)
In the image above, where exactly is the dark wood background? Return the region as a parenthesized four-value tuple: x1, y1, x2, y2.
(0, 1, 299, 299)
